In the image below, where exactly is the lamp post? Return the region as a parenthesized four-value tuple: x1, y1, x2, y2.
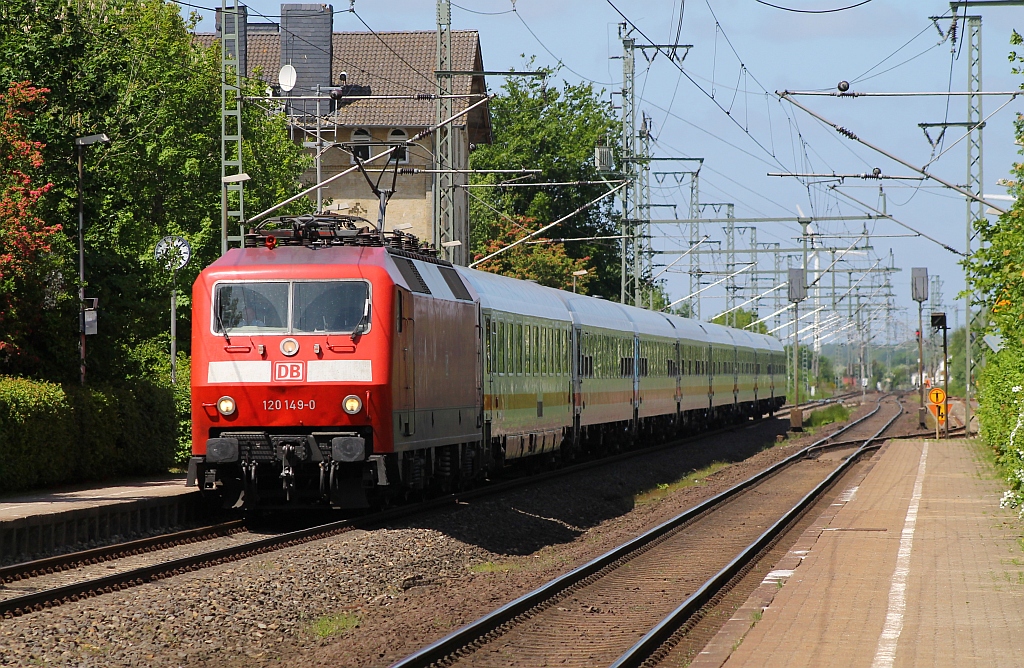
(75, 133, 109, 386)
(221, 173, 251, 255)
(572, 269, 588, 293)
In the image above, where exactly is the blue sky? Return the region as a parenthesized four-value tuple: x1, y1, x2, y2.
(184, 0, 1023, 342)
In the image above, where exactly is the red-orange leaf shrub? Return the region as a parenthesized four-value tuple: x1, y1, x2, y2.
(0, 81, 56, 356)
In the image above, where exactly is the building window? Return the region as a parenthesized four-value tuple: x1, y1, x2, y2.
(388, 128, 408, 163)
(350, 128, 371, 163)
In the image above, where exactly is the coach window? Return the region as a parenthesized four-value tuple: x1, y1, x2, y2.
(388, 128, 408, 163)
(497, 320, 505, 374)
(524, 324, 532, 375)
(515, 323, 523, 374)
(562, 330, 566, 374)
(350, 128, 371, 162)
(523, 323, 530, 375)
(537, 327, 542, 375)
(484, 316, 492, 374)
(540, 328, 547, 374)
(536, 327, 542, 375)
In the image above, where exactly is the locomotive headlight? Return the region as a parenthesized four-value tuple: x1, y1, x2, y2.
(342, 395, 363, 415)
(280, 338, 300, 356)
(217, 395, 237, 416)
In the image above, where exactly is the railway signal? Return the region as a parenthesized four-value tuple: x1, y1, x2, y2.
(928, 386, 946, 439)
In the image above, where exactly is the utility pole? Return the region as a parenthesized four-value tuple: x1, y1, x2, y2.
(434, 0, 460, 264)
(220, 0, 245, 254)
(789, 267, 807, 429)
(689, 169, 701, 318)
(638, 113, 653, 306)
(618, 29, 691, 307)
(619, 25, 636, 305)
(964, 13, 982, 435)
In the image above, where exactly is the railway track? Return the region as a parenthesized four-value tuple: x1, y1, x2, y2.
(0, 396, 859, 620)
(389, 394, 903, 668)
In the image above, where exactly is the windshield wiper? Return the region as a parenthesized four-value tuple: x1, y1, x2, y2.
(214, 296, 232, 344)
(350, 300, 370, 341)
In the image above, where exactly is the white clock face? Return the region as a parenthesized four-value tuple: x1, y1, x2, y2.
(155, 235, 191, 270)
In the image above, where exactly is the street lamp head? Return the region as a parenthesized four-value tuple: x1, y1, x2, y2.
(572, 269, 588, 276)
(75, 133, 110, 146)
(221, 172, 251, 184)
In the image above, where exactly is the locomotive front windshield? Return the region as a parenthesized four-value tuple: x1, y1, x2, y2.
(214, 281, 370, 335)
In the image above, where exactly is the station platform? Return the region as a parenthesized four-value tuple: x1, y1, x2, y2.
(0, 476, 201, 564)
(695, 437, 1024, 668)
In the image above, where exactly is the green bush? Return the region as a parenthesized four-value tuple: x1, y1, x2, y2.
(977, 344, 1024, 515)
(0, 376, 176, 493)
(806, 403, 850, 429)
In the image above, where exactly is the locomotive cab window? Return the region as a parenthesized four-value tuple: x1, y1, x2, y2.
(213, 280, 370, 336)
(214, 282, 288, 333)
(293, 281, 369, 334)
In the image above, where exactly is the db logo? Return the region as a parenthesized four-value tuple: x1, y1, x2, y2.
(274, 361, 304, 382)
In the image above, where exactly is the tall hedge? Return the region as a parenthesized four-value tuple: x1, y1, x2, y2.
(0, 377, 175, 493)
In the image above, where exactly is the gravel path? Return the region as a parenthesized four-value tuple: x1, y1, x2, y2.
(0, 398, 877, 667)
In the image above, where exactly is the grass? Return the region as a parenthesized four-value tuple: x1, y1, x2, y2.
(634, 461, 731, 506)
(468, 560, 521, 574)
(309, 612, 359, 638)
(751, 609, 763, 622)
(804, 403, 850, 429)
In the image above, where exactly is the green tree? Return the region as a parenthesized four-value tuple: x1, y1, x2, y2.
(0, 0, 309, 381)
(469, 68, 621, 298)
(710, 308, 768, 334)
(473, 213, 594, 292)
(964, 31, 1024, 513)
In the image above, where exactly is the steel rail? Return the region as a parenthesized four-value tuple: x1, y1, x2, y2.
(0, 519, 245, 585)
(608, 396, 903, 668)
(807, 425, 964, 456)
(0, 398, 835, 619)
(388, 396, 890, 668)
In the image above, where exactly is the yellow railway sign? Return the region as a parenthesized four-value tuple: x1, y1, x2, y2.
(929, 388, 946, 405)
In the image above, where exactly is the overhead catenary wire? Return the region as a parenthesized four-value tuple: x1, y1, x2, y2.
(753, 0, 873, 13)
(606, 0, 792, 173)
(469, 182, 629, 268)
(778, 92, 1009, 215)
(828, 186, 964, 256)
(248, 93, 494, 223)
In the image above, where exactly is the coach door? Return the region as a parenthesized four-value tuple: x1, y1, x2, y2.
(632, 335, 641, 425)
(483, 313, 494, 423)
(572, 326, 583, 417)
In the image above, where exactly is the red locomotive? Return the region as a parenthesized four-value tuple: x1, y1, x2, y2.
(187, 214, 786, 509)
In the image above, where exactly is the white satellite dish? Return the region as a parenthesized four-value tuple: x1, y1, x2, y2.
(279, 64, 297, 92)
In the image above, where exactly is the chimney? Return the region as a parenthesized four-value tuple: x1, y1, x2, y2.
(280, 3, 333, 107)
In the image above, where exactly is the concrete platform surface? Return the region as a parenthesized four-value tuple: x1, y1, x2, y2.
(0, 476, 190, 523)
(0, 477, 201, 563)
(718, 439, 1024, 668)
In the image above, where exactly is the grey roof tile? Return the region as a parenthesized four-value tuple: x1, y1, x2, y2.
(193, 29, 490, 141)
